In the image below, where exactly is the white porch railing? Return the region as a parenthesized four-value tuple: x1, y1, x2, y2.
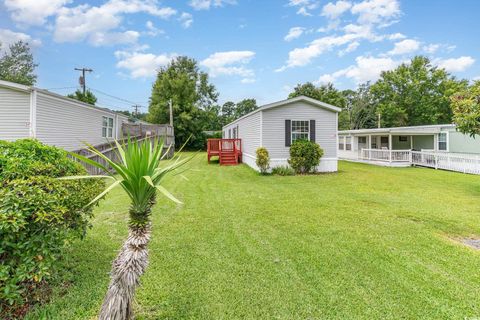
(361, 149, 411, 162)
(341, 148, 480, 175)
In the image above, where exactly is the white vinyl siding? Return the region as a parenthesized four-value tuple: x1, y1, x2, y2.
(223, 111, 261, 158)
(35, 92, 120, 151)
(0, 86, 31, 140)
(262, 101, 337, 159)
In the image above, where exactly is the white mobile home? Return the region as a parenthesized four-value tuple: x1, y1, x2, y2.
(222, 96, 341, 172)
(0, 80, 130, 151)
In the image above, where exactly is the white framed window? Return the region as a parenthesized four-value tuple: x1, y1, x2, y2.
(339, 136, 345, 150)
(438, 132, 448, 151)
(345, 136, 352, 151)
(102, 116, 114, 138)
(291, 120, 309, 143)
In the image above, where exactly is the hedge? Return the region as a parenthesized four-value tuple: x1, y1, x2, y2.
(0, 139, 104, 315)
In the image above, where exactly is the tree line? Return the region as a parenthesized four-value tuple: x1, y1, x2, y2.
(2, 41, 480, 149)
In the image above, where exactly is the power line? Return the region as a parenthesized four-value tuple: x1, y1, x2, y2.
(45, 86, 78, 91)
(87, 87, 147, 108)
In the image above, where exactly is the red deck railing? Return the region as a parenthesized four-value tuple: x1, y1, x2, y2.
(207, 138, 242, 165)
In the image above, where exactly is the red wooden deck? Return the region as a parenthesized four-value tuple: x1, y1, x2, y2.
(207, 139, 242, 165)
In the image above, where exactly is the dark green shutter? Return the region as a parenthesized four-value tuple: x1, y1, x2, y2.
(285, 120, 291, 147)
(310, 120, 316, 142)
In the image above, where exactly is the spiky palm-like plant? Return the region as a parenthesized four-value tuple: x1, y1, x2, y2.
(62, 138, 189, 320)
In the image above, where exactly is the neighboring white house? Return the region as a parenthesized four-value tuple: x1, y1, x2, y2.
(0, 79, 131, 151)
(222, 96, 341, 172)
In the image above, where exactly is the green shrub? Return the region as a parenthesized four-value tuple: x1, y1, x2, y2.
(271, 165, 295, 176)
(256, 147, 270, 174)
(0, 139, 104, 313)
(288, 140, 324, 174)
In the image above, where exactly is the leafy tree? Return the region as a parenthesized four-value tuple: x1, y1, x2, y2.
(288, 82, 346, 108)
(148, 56, 218, 149)
(67, 89, 97, 105)
(451, 81, 480, 137)
(341, 83, 378, 130)
(370, 56, 468, 127)
(235, 98, 258, 118)
(221, 101, 236, 125)
(117, 110, 148, 121)
(66, 138, 190, 320)
(200, 104, 223, 130)
(0, 41, 37, 86)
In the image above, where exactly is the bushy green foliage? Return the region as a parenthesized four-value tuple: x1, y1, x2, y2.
(255, 147, 270, 174)
(451, 81, 480, 137)
(0, 139, 104, 311)
(288, 140, 324, 174)
(271, 165, 295, 176)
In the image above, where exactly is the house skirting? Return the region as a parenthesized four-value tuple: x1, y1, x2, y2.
(242, 153, 338, 173)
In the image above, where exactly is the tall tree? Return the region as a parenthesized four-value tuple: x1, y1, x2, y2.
(451, 80, 480, 137)
(0, 41, 37, 86)
(148, 56, 218, 148)
(221, 101, 236, 126)
(288, 82, 346, 108)
(235, 98, 258, 118)
(341, 83, 378, 130)
(370, 56, 468, 127)
(67, 89, 97, 105)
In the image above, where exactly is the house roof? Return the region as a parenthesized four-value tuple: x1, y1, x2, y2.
(222, 95, 341, 129)
(0, 79, 136, 120)
(339, 124, 456, 135)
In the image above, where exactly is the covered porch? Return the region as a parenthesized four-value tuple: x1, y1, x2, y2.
(338, 126, 447, 166)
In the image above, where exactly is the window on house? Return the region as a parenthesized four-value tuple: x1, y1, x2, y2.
(232, 127, 237, 139)
(345, 136, 352, 150)
(399, 136, 408, 142)
(358, 137, 367, 144)
(371, 137, 377, 149)
(102, 116, 114, 138)
(339, 137, 345, 150)
(380, 136, 389, 148)
(438, 132, 447, 151)
(291, 120, 309, 143)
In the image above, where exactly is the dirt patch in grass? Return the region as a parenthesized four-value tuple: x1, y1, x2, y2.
(462, 238, 480, 250)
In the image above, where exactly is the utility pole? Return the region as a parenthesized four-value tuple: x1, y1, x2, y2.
(377, 113, 381, 128)
(169, 99, 173, 126)
(74, 67, 93, 95)
(132, 105, 141, 117)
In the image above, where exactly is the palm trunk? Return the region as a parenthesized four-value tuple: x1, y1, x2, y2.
(98, 206, 153, 320)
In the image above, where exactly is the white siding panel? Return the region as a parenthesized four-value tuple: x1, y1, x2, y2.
(0, 87, 30, 140)
(35, 93, 118, 151)
(223, 111, 261, 159)
(262, 101, 337, 172)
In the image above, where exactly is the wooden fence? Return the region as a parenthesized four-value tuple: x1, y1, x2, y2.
(72, 123, 175, 175)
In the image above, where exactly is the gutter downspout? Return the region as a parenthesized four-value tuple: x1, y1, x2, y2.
(29, 88, 37, 138)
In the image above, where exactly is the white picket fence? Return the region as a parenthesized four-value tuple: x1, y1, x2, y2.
(357, 149, 480, 175)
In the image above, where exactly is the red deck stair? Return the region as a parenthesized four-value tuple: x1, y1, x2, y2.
(207, 139, 242, 166)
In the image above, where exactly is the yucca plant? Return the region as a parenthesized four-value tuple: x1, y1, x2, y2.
(61, 137, 190, 320)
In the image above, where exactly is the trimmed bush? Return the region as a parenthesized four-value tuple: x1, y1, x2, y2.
(0, 139, 104, 314)
(271, 165, 295, 176)
(288, 140, 324, 174)
(256, 147, 270, 174)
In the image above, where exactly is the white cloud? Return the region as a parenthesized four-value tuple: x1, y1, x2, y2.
(53, 0, 176, 46)
(0, 28, 42, 48)
(318, 55, 400, 84)
(338, 41, 359, 56)
(321, 1, 352, 19)
(241, 78, 256, 84)
(437, 56, 475, 72)
(284, 27, 305, 41)
(201, 51, 255, 79)
(189, 0, 236, 10)
(145, 21, 165, 36)
(179, 12, 193, 28)
(351, 0, 401, 27)
(115, 50, 176, 78)
(387, 39, 420, 55)
(4, 0, 70, 26)
(387, 32, 406, 40)
(288, 0, 319, 16)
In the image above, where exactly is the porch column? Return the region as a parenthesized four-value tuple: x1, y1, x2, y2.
(367, 135, 372, 160)
(410, 135, 413, 149)
(388, 134, 392, 162)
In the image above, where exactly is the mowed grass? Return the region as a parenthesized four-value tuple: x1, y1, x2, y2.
(26, 155, 480, 319)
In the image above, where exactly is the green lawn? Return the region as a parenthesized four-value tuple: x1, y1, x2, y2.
(26, 155, 480, 319)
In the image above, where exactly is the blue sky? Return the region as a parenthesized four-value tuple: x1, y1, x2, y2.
(1, 0, 479, 112)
